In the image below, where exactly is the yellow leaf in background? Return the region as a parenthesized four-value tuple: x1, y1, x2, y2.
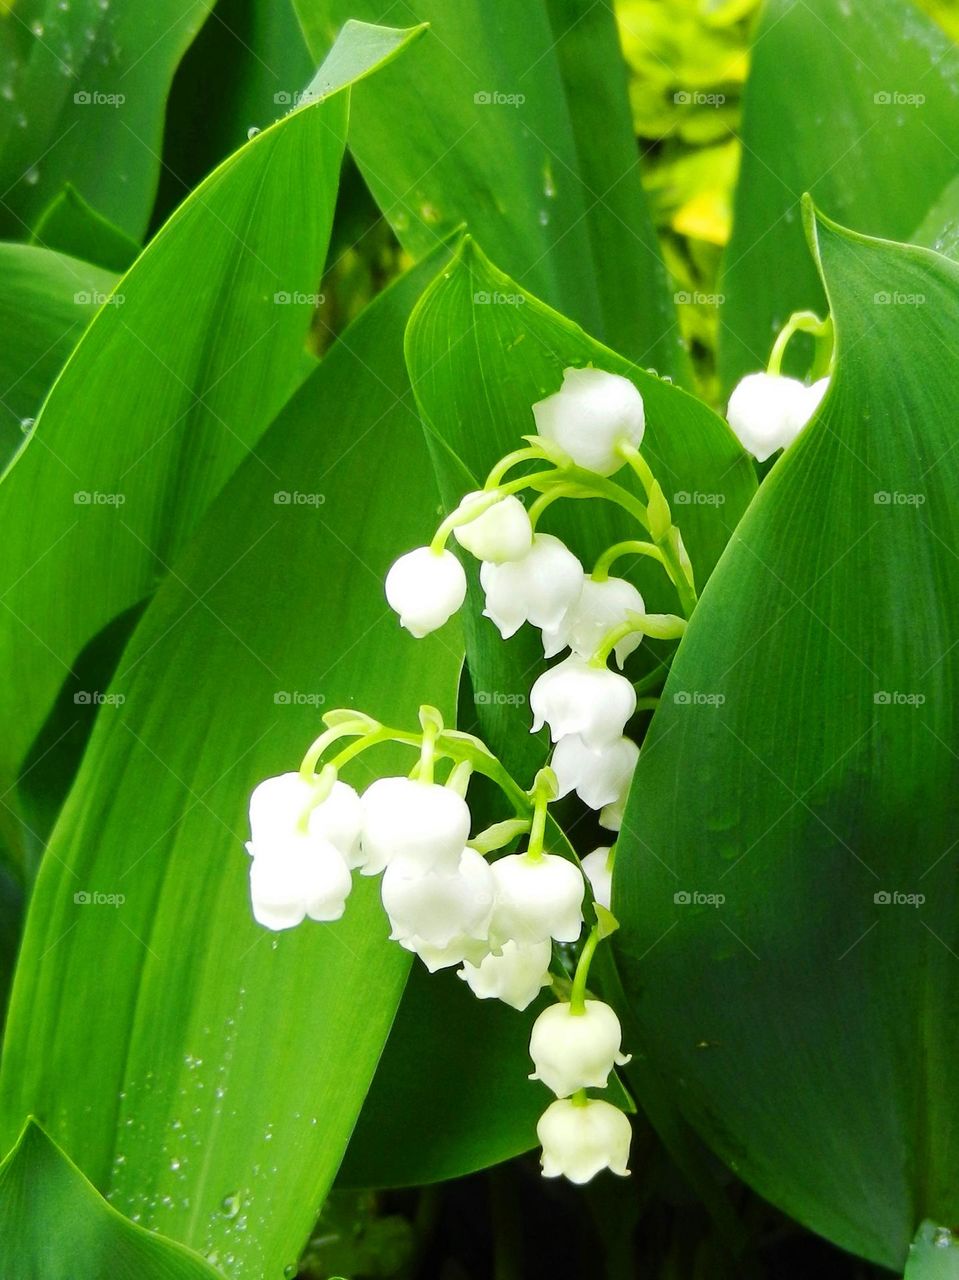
(673, 188, 731, 246)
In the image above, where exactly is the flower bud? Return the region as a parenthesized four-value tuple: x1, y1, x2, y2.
(489, 851, 584, 945)
(543, 576, 645, 665)
(248, 838, 352, 931)
(480, 534, 583, 640)
(532, 367, 645, 476)
(459, 939, 553, 1011)
(537, 1098, 632, 1183)
(529, 999, 630, 1096)
(385, 546, 466, 637)
(382, 848, 494, 950)
(726, 371, 821, 463)
(361, 777, 471, 876)
(530, 657, 636, 748)
(581, 847, 613, 910)
(552, 734, 639, 811)
(452, 492, 533, 563)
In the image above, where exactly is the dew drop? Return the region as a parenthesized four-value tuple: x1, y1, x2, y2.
(221, 1192, 241, 1219)
(247, 126, 260, 139)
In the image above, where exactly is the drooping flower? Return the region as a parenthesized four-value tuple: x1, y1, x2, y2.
(530, 657, 636, 748)
(248, 839, 352, 931)
(581, 847, 613, 911)
(381, 848, 494, 962)
(532, 367, 645, 476)
(459, 938, 553, 1011)
(529, 999, 630, 1097)
(551, 734, 639, 812)
(452, 492, 533, 563)
(542, 575, 646, 666)
(726, 371, 825, 463)
(537, 1098, 632, 1183)
(489, 851, 585, 945)
(361, 777, 471, 876)
(247, 770, 363, 867)
(479, 533, 583, 640)
(385, 546, 467, 637)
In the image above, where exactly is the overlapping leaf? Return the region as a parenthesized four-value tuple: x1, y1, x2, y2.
(617, 208, 959, 1269)
(294, 0, 684, 377)
(0, 20, 421, 789)
(720, 0, 959, 394)
(0, 251, 460, 1279)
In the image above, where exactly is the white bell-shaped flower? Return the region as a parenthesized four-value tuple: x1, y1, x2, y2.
(529, 999, 630, 1096)
(530, 657, 636, 748)
(361, 777, 470, 876)
(381, 848, 494, 950)
(538, 1098, 632, 1183)
(552, 734, 639, 812)
(532, 367, 645, 476)
(581, 847, 613, 910)
(248, 772, 364, 869)
(248, 838, 352, 931)
(600, 795, 628, 832)
(807, 376, 830, 416)
(385, 546, 466, 637)
(480, 534, 583, 640)
(543, 576, 645, 666)
(726, 371, 821, 463)
(452, 492, 533, 563)
(459, 939, 553, 1011)
(489, 851, 584, 945)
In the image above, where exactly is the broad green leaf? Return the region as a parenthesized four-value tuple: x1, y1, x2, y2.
(295, 0, 685, 376)
(0, 242, 114, 466)
(719, 0, 959, 394)
(616, 208, 959, 1269)
(0, 0, 211, 240)
(0, 249, 461, 1278)
(912, 173, 959, 262)
(0, 20, 423, 789)
(31, 184, 139, 272)
(0, 1120, 221, 1279)
(339, 967, 549, 1189)
(405, 236, 756, 781)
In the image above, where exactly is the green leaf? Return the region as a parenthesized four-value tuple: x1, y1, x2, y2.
(0, 250, 461, 1278)
(294, 0, 684, 375)
(31, 185, 140, 272)
(905, 1222, 959, 1280)
(0, 1120, 221, 1279)
(719, 0, 959, 394)
(0, 242, 114, 467)
(912, 173, 959, 263)
(616, 207, 959, 1269)
(405, 236, 755, 781)
(0, 21, 422, 790)
(0, 0, 211, 240)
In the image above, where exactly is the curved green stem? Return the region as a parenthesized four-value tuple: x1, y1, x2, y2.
(590, 612, 686, 667)
(767, 309, 833, 378)
(593, 539, 665, 581)
(526, 767, 557, 862)
(616, 443, 698, 617)
(570, 925, 601, 1014)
